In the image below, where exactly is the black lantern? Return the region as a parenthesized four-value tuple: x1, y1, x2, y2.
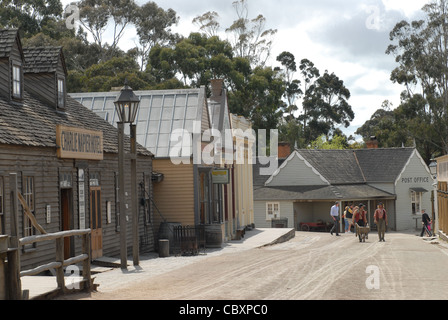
(114, 81, 140, 123)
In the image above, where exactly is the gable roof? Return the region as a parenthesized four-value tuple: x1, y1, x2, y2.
(70, 87, 210, 159)
(354, 148, 415, 183)
(23, 46, 67, 75)
(0, 29, 21, 59)
(296, 148, 415, 185)
(0, 91, 151, 156)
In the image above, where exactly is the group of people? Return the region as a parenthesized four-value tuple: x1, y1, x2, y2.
(330, 202, 433, 241)
(330, 202, 389, 242)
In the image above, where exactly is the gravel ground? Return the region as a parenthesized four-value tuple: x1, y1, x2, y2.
(58, 228, 448, 301)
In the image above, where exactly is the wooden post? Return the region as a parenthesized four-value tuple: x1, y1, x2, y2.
(7, 173, 21, 300)
(130, 124, 139, 266)
(55, 238, 65, 293)
(82, 233, 91, 290)
(118, 122, 127, 269)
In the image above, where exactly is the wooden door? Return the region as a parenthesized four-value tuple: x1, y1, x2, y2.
(61, 189, 72, 259)
(90, 187, 103, 259)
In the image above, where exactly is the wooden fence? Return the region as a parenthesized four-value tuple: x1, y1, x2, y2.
(4, 173, 93, 299)
(438, 182, 448, 236)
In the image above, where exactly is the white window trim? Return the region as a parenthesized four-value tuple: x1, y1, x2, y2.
(266, 202, 280, 221)
(57, 77, 65, 108)
(411, 191, 422, 215)
(12, 63, 22, 99)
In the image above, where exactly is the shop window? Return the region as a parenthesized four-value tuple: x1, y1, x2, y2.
(266, 202, 280, 220)
(411, 191, 422, 215)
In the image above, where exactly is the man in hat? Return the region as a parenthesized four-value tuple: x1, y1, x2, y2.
(374, 203, 388, 242)
(353, 204, 368, 242)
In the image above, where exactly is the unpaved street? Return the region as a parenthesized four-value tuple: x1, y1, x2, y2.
(69, 230, 448, 300)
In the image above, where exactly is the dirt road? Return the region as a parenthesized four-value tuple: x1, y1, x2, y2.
(67, 230, 448, 301)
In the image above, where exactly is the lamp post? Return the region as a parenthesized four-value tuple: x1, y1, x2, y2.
(114, 81, 140, 269)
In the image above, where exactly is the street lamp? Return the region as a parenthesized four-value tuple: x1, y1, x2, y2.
(114, 80, 140, 269)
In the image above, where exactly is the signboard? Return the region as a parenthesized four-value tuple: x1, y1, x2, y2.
(212, 169, 230, 184)
(78, 168, 86, 229)
(56, 125, 103, 160)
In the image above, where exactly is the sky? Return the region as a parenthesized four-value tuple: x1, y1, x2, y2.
(61, 0, 432, 139)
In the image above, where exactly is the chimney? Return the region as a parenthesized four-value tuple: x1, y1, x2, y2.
(278, 142, 292, 159)
(366, 136, 379, 149)
(210, 79, 223, 101)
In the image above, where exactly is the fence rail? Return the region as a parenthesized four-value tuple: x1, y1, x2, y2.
(18, 229, 92, 298)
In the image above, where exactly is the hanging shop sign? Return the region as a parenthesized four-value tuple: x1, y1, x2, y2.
(212, 169, 230, 184)
(56, 125, 103, 160)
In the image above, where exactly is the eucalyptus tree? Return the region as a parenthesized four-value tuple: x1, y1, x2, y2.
(134, 1, 179, 71)
(0, 0, 63, 37)
(386, 0, 448, 156)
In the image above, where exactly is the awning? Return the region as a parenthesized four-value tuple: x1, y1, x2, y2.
(254, 184, 396, 202)
(410, 187, 428, 193)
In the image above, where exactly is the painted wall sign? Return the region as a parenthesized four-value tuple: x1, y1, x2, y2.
(56, 125, 103, 160)
(401, 177, 430, 184)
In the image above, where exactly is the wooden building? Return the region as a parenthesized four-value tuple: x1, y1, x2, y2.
(0, 29, 154, 271)
(254, 146, 434, 232)
(71, 85, 221, 246)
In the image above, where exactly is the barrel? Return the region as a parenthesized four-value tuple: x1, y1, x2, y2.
(158, 222, 181, 253)
(204, 224, 223, 248)
(158, 239, 170, 258)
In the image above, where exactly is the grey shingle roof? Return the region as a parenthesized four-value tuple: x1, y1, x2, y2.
(354, 148, 415, 182)
(0, 29, 20, 58)
(0, 92, 152, 156)
(298, 149, 365, 184)
(23, 47, 67, 74)
(296, 148, 415, 184)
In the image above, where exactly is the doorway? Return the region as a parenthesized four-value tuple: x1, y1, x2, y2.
(90, 187, 103, 259)
(61, 189, 73, 260)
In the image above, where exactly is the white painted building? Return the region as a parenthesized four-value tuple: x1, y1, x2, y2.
(254, 147, 434, 232)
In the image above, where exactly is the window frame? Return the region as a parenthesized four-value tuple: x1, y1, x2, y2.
(266, 202, 280, 221)
(411, 191, 422, 215)
(11, 62, 23, 100)
(57, 76, 66, 109)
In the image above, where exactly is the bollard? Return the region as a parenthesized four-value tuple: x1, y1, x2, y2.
(158, 239, 170, 258)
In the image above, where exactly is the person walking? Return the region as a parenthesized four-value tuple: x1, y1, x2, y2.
(330, 202, 340, 236)
(420, 209, 432, 237)
(345, 203, 354, 233)
(353, 204, 368, 242)
(374, 203, 388, 242)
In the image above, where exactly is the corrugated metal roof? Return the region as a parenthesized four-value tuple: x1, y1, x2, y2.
(70, 88, 208, 158)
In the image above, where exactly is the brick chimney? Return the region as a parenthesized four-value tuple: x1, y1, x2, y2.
(366, 136, 379, 149)
(210, 79, 223, 101)
(278, 142, 292, 159)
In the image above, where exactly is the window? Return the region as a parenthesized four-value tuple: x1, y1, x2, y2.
(12, 64, 22, 99)
(57, 78, 65, 108)
(266, 202, 280, 220)
(23, 176, 35, 238)
(411, 191, 421, 215)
